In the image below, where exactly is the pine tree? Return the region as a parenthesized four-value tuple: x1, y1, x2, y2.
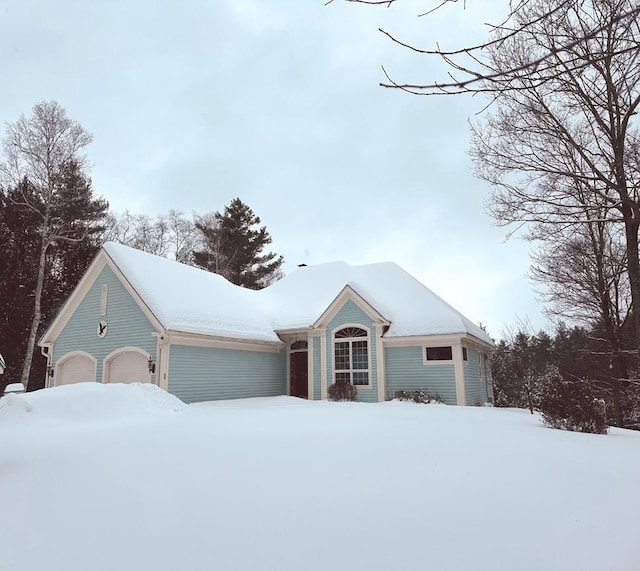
(0, 161, 107, 391)
(193, 198, 284, 289)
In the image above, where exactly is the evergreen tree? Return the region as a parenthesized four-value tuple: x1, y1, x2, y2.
(0, 161, 107, 391)
(193, 198, 284, 289)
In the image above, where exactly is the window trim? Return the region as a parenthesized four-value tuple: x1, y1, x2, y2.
(331, 324, 372, 388)
(423, 345, 454, 365)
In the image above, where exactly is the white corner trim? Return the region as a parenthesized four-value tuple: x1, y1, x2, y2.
(375, 323, 386, 402)
(307, 339, 314, 400)
(320, 331, 327, 400)
(453, 343, 466, 406)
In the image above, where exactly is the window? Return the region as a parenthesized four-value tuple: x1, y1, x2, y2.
(462, 347, 468, 361)
(334, 326, 369, 386)
(425, 346, 453, 361)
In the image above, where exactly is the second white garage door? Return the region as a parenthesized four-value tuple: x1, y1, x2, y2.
(106, 350, 150, 383)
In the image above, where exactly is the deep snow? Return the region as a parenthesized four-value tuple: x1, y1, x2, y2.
(1, 383, 639, 571)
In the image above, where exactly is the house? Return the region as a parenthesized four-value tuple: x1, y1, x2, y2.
(38, 242, 494, 405)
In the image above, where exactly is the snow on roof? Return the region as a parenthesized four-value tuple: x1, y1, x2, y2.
(103, 242, 278, 342)
(102, 242, 493, 345)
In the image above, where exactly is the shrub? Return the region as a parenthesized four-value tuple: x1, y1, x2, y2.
(328, 382, 357, 402)
(393, 389, 442, 404)
(538, 368, 608, 434)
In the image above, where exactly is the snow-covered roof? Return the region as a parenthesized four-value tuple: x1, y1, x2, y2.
(102, 242, 493, 345)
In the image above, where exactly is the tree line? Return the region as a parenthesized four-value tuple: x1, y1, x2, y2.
(0, 101, 283, 392)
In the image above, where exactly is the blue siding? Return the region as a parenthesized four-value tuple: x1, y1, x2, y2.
(464, 347, 491, 405)
(313, 337, 321, 400)
(53, 265, 158, 382)
(326, 299, 378, 403)
(385, 346, 457, 405)
(168, 344, 286, 404)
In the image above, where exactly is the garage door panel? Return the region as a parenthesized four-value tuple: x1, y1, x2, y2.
(57, 355, 96, 385)
(107, 351, 149, 383)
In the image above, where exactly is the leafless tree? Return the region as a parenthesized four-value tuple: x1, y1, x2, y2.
(105, 209, 198, 264)
(339, 0, 640, 95)
(0, 101, 94, 389)
(468, 0, 640, 347)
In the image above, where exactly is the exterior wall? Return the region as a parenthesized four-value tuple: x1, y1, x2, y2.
(464, 347, 491, 406)
(167, 344, 286, 404)
(384, 346, 457, 405)
(52, 265, 158, 384)
(312, 336, 321, 401)
(326, 299, 378, 403)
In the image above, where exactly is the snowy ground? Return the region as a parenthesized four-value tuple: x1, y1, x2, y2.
(1, 383, 639, 571)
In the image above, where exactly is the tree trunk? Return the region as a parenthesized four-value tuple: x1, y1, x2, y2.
(623, 214, 640, 352)
(20, 229, 49, 390)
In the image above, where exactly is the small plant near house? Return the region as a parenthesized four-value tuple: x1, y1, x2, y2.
(328, 382, 357, 402)
(538, 367, 608, 434)
(393, 389, 442, 404)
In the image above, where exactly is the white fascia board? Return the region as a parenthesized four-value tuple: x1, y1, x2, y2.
(312, 285, 390, 329)
(383, 333, 494, 351)
(167, 331, 284, 353)
(39, 251, 109, 345)
(102, 253, 165, 334)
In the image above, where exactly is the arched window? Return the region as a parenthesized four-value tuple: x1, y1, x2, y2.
(334, 326, 369, 386)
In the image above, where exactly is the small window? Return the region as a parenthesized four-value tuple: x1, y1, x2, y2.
(426, 346, 453, 361)
(462, 347, 468, 361)
(100, 284, 108, 316)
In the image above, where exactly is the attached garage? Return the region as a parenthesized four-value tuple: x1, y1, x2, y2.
(56, 352, 97, 385)
(104, 348, 150, 383)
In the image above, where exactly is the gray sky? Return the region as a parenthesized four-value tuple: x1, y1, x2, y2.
(0, 0, 552, 340)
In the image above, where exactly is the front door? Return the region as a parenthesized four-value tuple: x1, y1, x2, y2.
(290, 351, 308, 399)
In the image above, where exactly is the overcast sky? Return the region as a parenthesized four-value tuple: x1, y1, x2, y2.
(0, 0, 553, 340)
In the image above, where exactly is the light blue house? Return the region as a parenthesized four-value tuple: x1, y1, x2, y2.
(39, 242, 494, 405)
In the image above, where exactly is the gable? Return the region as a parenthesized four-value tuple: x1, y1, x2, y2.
(313, 285, 390, 330)
(40, 250, 163, 347)
(52, 264, 160, 362)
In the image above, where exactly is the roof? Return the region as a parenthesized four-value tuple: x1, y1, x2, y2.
(102, 242, 493, 345)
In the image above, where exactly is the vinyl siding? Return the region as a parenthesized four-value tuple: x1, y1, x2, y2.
(326, 299, 378, 403)
(385, 346, 457, 405)
(168, 344, 286, 404)
(464, 347, 491, 406)
(52, 265, 158, 383)
(313, 337, 321, 400)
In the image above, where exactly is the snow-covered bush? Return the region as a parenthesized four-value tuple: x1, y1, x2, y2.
(393, 389, 442, 404)
(538, 368, 608, 434)
(328, 382, 357, 401)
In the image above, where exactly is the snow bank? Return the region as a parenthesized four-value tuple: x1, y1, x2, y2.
(0, 382, 185, 423)
(1, 391, 639, 571)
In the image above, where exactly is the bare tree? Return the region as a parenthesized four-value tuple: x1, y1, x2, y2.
(105, 209, 198, 264)
(0, 101, 93, 389)
(469, 0, 640, 346)
(339, 0, 640, 95)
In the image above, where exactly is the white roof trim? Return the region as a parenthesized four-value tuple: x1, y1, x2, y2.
(312, 285, 391, 330)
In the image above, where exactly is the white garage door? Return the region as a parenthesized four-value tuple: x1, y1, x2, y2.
(107, 351, 149, 383)
(57, 355, 96, 385)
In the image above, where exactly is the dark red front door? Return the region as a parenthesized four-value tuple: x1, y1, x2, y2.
(290, 351, 308, 399)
